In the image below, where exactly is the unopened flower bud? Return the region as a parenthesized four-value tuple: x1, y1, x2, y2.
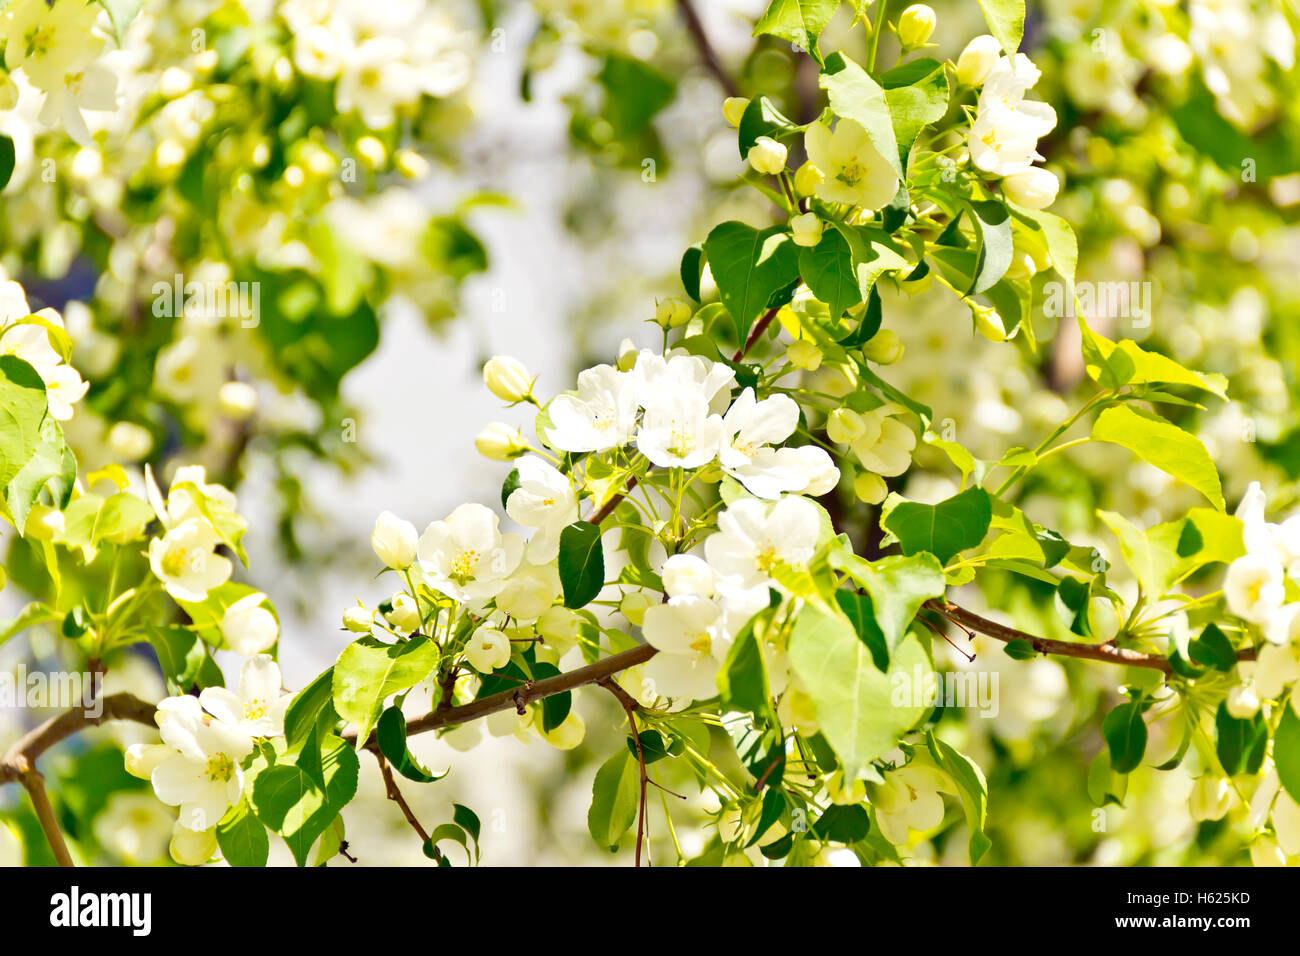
(343, 604, 372, 632)
(794, 161, 824, 197)
(862, 328, 904, 364)
(791, 212, 823, 247)
(956, 34, 1000, 86)
(747, 136, 787, 176)
(787, 339, 822, 371)
(655, 297, 692, 328)
(483, 355, 534, 403)
(722, 96, 750, 127)
(854, 472, 888, 504)
(897, 5, 936, 48)
(827, 409, 866, 444)
(475, 422, 527, 460)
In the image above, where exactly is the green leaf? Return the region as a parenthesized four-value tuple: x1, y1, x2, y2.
(171, 479, 250, 564)
(0, 356, 50, 494)
(557, 520, 605, 608)
(377, 706, 442, 783)
(1102, 701, 1147, 775)
(453, 803, 482, 864)
(830, 222, 908, 301)
(285, 668, 336, 749)
(819, 52, 904, 180)
(217, 799, 269, 868)
(881, 58, 950, 173)
(703, 222, 800, 343)
(976, 0, 1025, 55)
(4, 415, 75, 533)
(587, 750, 640, 850)
(926, 733, 991, 864)
(331, 636, 440, 747)
(1188, 623, 1236, 672)
(882, 487, 992, 564)
(966, 200, 1013, 295)
(1012, 207, 1076, 299)
(680, 245, 704, 302)
(1079, 320, 1228, 399)
(596, 53, 676, 138)
(717, 620, 773, 717)
(0, 602, 59, 650)
(798, 228, 860, 319)
(753, 0, 839, 53)
(1216, 702, 1268, 776)
(828, 547, 945, 655)
(1091, 405, 1225, 510)
(1275, 706, 1300, 805)
(788, 606, 932, 776)
(1003, 638, 1037, 660)
(812, 803, 870, 843)
(251, 735, 360, 867)
(0, 134, 14, 192)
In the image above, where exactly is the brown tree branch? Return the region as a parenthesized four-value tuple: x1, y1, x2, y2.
(19, 770, 75, 867)
(373, 750, 436, 858)
(674, 0, 740, 98)
(926, 600, 1258, 674)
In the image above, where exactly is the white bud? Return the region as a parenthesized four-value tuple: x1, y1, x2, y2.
(790, 212, 823, 247)
(342, 604, 372, 632)
(537, 606, 582, 654)
(1189, 776, 1236, 822)
(854, 472, 888, 504)
(655, 297, 692, 328)
(1002, 167, 1060, 210)
(170, 824, 218, 866)
(220, 593, 279, 655)
(956, 34, 1001, 86)
(787, 339, 822, 371)
(475, 422, 527, 460)
(747, 136, 788, 176)
(862, 328, 904, 364)
(827, 409, 867, 444)
(620, 590, 654, 626)
(371, 510, 418, 569)
(898, 5, 936, 47)
(483, 355, 534, 403)
(793, 162, 824, 197)
(386, 593, 422, 632)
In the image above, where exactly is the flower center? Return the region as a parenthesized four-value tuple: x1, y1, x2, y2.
(450, 549, 479, 584)
(755, 546, 780, 573)
(161, 546, 194, 578)
(244, 699, 267, 722)
(837, 159, 865, 186)
(688, 631, 712, 655)
(205, 752, 233, 783)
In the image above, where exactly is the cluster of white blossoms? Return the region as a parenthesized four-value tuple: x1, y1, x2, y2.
(0, 279, 89, 420)
(126, 655, 293, 865)
(281, 0, 475, 128)
(0, 0, 121, 144)
(356, 348, 847, 715)
(1223, 482, 1300, 714)
(959, 39, 1060, 210)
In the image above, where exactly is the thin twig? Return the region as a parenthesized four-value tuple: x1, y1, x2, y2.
(599, 677, 648, 867)
(733, 307, 779, 362)
(20, 770, 74, 867)
(374, 750, 436, 859)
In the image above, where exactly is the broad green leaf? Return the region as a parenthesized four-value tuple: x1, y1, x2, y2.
(882, 487, 992, 564)
(1012, 207, 1076, 299)
(977, 0, 1025, 55)
(1091, 405, 1225, 510)
(812, 803, 870, 843)
(146, 624, 223, 691)
(798, 228, 860, 319)
(1215, 702, 1268, 776)
(818, 52, 904, 180)
(587, 750, 640, 851)
(284, 667, 336, 748)
(680, 245, 704, 302)
(788, 606, 932, 776)
(557, 520, 605, 608)
(881, 58, 950, 173)
(251, 735, 359, 867)
(217, 799, 269, 868)
(1080, 320, 1228, 399)
(1188, 623, 1235, 672)
(596, 53, 676, 137)
(703, 222, 800, 342)
(1275, 706, 1300, 804)
(753, 0, 839, 52)
(716, 620, 773, 717)
(1102, 701, 1147, 774)
(377, 706, 444, 783)
(830, 222, 908, 300)
(0, 356, 50, 494)
(4, 415, 75, 533)
(966, 200, 1013, 295)
(828, 546, 945, 655)
(331, 636, 440, 747)
(926, 733, 991, 864)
